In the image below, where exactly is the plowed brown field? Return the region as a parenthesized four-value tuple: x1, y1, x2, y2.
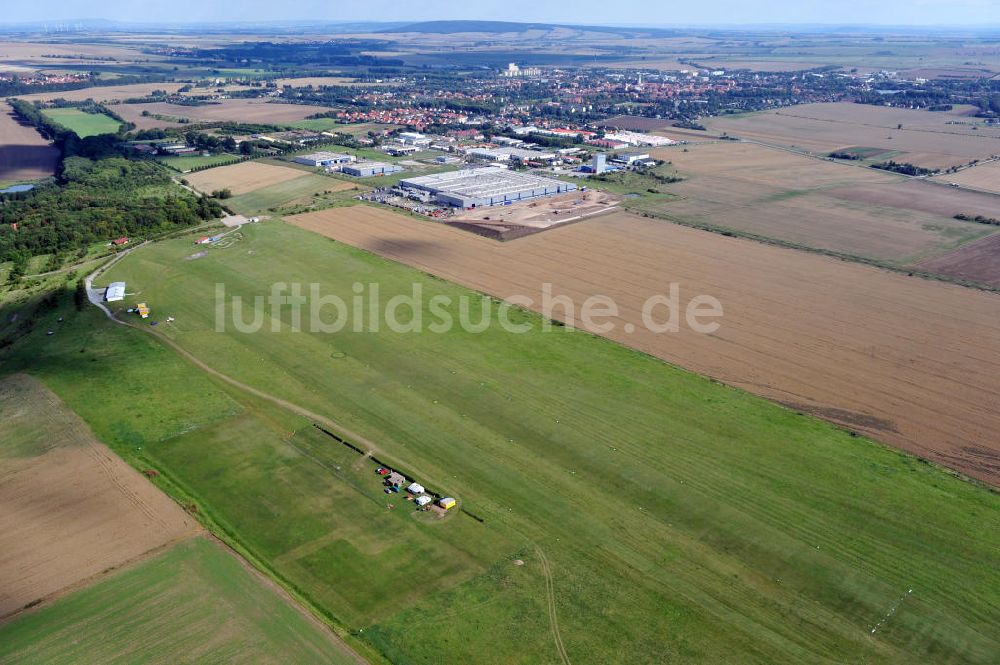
(287, 206, 1000, 486)
(705, 103, 1000, 170)
(650, 142, 997, 263)
(919, 233, 1000, 288)
(114, 100, 335, 126)
(0, 105, 58, 185)
(0, 374, 198, 618)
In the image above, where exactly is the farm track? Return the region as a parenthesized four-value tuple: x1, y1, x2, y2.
(535, 546, 572, 665)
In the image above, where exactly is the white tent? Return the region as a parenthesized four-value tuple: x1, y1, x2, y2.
(415, 495, 433, 507)
(407, 482, 425, 495)
(105, 282, 126, 302)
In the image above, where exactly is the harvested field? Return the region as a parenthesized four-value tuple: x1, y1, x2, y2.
(0, 374, 197, 618)
(702, 59, 828, 71)
(287, 206, 1000, 486)
(0, 42, 150, 68)
(114, 99, 336, 125)
(918, 233, 1000, 288)
(649, 142, 995, 263)
(0, 105, 58, 185)
(184, 161, 306, 196)
(932, 160, 1000, 194)
(16, 82, 186, 104)
(706, 103, 1000, 170)
(274, 76, 360, 87)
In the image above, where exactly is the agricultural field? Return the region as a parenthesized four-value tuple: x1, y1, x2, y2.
(932, 160, 1000, 194)
(918, 234, 1000, 288)
(646, 141, 999, 265)
(115, 99, 336, 125)
(705, 103, 1000, 170)
(275, 76, 363, 87)
(7, 219, 984, 663)
(225, 173, 362, 215)
(0, 104, 59, 186)
(0, 374, 197, 618)
(184, 160, 308, 195)
(0, 41, 158, 70)
(0, 536, 362, 665)
(16, 82, 186, 104)
(156, 152, 241, 173)
(288, 205, 1000, 487)
(40, 107, 122, 138)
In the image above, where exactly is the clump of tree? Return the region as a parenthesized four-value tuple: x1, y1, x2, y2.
(211, 188, 233, 199)
(870, 161, 937, 176)
(954, 213, 1000, 226)
(0, 157, 223, 261)
(828, 151, 862, 160)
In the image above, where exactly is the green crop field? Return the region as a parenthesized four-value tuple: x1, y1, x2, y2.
(226, 173, 364, 214)
(41, 108, 122, 138)
(1, 219, 997, 664)
(0, 536, 359, 665)
(157, 153, 241, 172)
(287, 117, 346, 132)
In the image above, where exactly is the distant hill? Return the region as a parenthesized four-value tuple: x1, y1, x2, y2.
(381, 20, 679, 37)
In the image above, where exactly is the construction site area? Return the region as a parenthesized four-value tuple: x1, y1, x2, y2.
(445, 189, 621, 240)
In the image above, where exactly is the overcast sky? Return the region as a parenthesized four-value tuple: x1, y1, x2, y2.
(2, 0, 998, 26)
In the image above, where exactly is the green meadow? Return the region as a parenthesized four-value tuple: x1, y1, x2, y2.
(0, 536, 359, 665)
(226, 173, 364, 215)
(41, 108, 122, 138)
(0, 218, 997, 664)
(157, 153, 241, 172)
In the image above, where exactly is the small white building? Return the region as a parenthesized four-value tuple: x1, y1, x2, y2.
(407, 482, 425, 495)
(415, 495, 433, 507)
(398, 131, 431, 147)
(105, 282, 126, 302)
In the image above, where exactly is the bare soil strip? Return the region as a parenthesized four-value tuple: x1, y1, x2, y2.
(287, 207, 1000, 487)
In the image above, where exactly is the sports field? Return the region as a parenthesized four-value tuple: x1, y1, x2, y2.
(649, 141, 998, 264)
(40, 108, 122, 137)
(705, 103, 1000, 170)
(0, 536, 361, 664)
(2, 219, 987, 663)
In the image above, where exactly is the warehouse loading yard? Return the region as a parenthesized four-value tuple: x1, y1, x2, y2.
(399, 167, 577, 208)
(447, 189, 622, 239)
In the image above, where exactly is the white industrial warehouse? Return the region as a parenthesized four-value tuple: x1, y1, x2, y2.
(342, 161, 403, 178)
(293, 151, 356, 167)
(399, 167, 576, 208)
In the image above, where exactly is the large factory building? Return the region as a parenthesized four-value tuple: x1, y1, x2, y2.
(399, 167, 576, 208)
